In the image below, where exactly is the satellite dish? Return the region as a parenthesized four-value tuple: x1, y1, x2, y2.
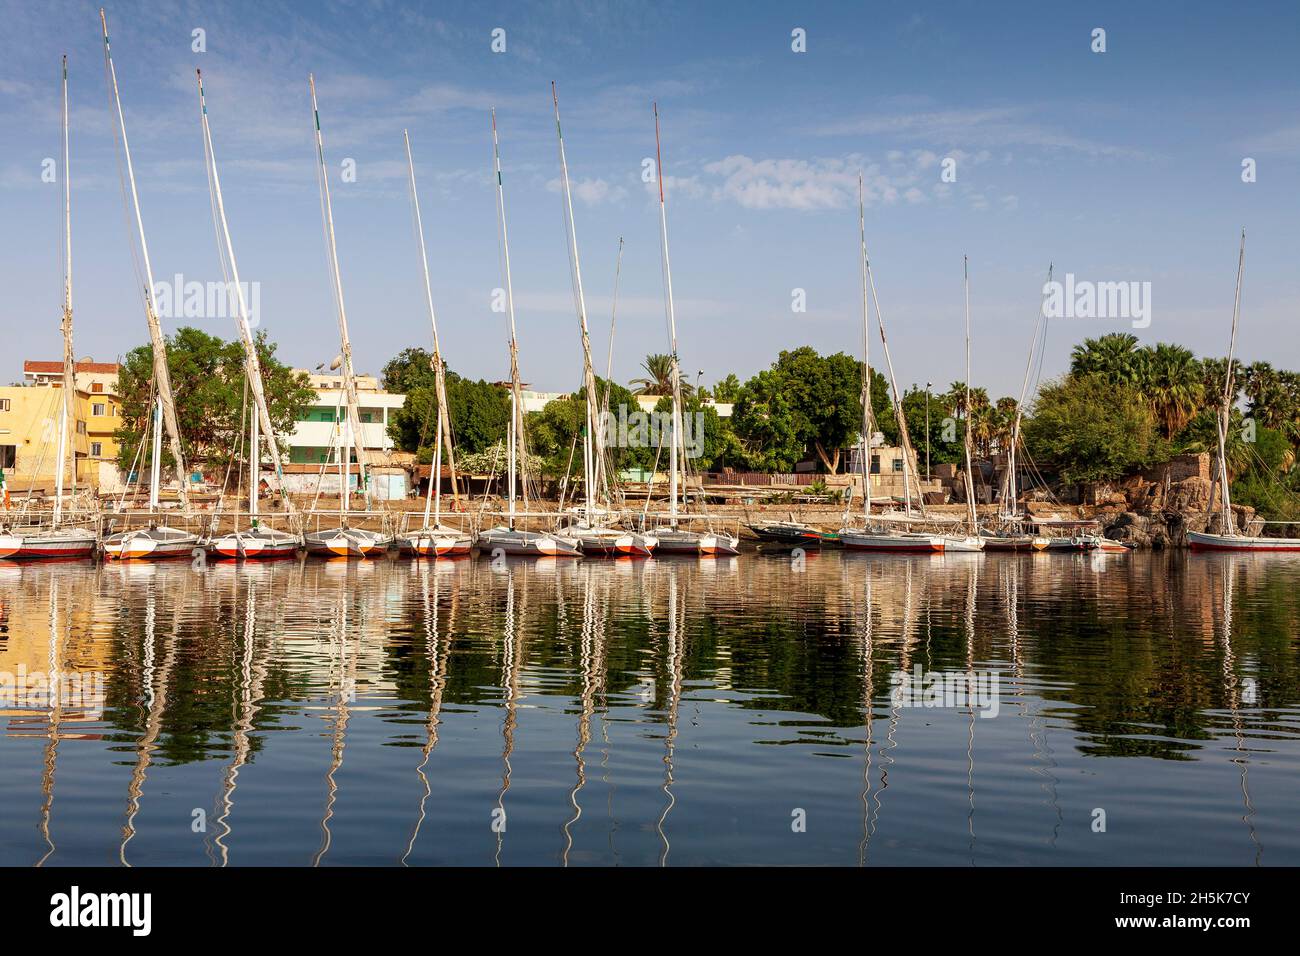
(329, 355, 343, 371)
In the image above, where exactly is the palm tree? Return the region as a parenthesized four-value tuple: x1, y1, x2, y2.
(1070, 332, 1144, 386)
(629, 353, 693, 397)
(1144, 343, 1204, 439)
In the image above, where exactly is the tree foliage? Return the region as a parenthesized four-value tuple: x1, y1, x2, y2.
(1024, 374, 1165, 484)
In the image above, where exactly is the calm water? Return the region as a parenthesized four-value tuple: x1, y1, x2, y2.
(2, 550, 1298, 867)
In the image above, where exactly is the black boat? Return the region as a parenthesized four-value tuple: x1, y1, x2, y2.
(747, 520, 835, 547)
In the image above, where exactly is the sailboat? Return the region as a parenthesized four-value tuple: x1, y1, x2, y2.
(938, 257, 984, 552)
(647, 103, 738, 556)
(551, 85, 655, 557)
(0, 56, 96, 560)
(478, 109, 581, 557)
(302, 75, 392, 559)
(1189, 231, 1300, 551)
(397, 130, 472, 558)
(195, 70, 300, 560)
(98, 11, 199, 561)
(839, 173, 944, 553)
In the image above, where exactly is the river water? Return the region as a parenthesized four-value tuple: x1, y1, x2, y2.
(1, 550, 1297, 866)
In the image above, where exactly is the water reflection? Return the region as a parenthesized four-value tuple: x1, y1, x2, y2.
(1, 551, 1298, 865)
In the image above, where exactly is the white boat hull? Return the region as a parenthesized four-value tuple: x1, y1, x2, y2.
(655, 529, 740, 555)
(207, 528, 301, 560)
(840, 529, 945, 552)
(574, 528, 657, 557)
(399, 528, 474, 557)
(1187, 531, 1300, 552)
(478, 528, 582, 557)
(102, 527, 200, 561)
(304, 527, 392, 558)
(938, 534, 985, 552)
(0, 529, 98, 560)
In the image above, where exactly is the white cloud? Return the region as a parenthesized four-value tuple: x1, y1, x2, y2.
(545, 176, 628, 205)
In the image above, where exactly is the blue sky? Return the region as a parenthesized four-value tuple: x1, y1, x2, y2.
(2, 0, 1298, 398)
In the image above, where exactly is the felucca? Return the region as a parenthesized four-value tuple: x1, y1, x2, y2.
(302, 75, 392, 558)
(981, 267, 1051, 552)
(195, 69, 299, 560)
(647, 103, 738, 556)
(397, 129, 472, 558)
(98, 11, 199, 561)
(1189, 231, 1300, 551)
(0, 56, 97, 560)
(551, 84, 655, 557)
(478, 110, 581, 557)
(838, 173, 944, 553)
(938, 257, 984, 552)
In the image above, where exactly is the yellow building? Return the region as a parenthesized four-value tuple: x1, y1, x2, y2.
(19, 360, 123, 491)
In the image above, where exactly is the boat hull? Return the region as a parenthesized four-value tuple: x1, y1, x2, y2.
(1187, 531, 1300, 552)
(102, 527, 200, 561)
(979, 535, 1037, 552)
(478, 528, 582, 557)
(1041, 535, 1098, 552)
(399, 529, 474, 558)
(207, 529, 301, 560)
(840, 530, 945, 553)
(655, 529, 740, 556)
(304, 527, 392, 558)
(748, 523, 829, 547)
(0, 531, 98, 560)
(938, 534, 985, 552)
(575, 530, 657, 557)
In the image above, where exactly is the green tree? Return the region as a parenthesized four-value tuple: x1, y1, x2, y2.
(1024, 374, 1165, 484)
(383, 348, 510, 459)
(1069, 332, 1146, 386)
(116, 327, 313, 475)
(630, 353, 694, 397)
(1145, 343, 1204, 439)
(711, 373, 741, 403)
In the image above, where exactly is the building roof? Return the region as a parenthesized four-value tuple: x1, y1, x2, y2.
(24, 360, 120, 374)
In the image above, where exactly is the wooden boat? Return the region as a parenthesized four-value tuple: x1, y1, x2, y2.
(304, 526, 390, 558)
(748, 520, 832, 546)
(301, 76, 395, 557)
(572, 527, 657, 556)
(479, 527, 581, 557)
(207, 526, 300, 560)
(4, 58, 98, 562)
(479, 111, 584, 560)
(1190, 232, 1300, 553)
(648, 104, 740, 559)
(0, 526, 97, 560)
(396, 129, 474, 559)
(979, 534, 1039, 552)
(103, 525, 198, 561)
(1040, 534, 1098, 552)
(195, 69, 302, 560)
(842, 530, 945, 552)
(101, 13, 199, 559)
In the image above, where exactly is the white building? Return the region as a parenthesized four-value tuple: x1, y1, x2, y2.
(284, 370, 405, 466)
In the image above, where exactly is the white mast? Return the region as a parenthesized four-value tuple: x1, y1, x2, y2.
(857, 172, 873, 525)
(654, 103, 686, 528)
(54, 54, 75, 526)
(1216, 230, 1246, 535)
(1007, 263, 1052, 519)
(149, 397, 162, 510)
(403, 129, 459, 528)
(309, 74, 369, 512)
(862, 220, 922, 516)
(491, 109, 527, 530)
(101, 9, 190, 511)
(249, 399, 258, 520)
(962, 256, 977, 531)
(197, 69, 291, 514)
(553, 83, 605, 523)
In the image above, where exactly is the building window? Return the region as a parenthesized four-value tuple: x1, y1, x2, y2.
(91, 382, 104, 393)
(870, 454, 880, 474)
(76, 421, 87, 435)
(0, 399, 10, 412)
(90, 441, 102, 457)
(892, 459, 904, 473)
(92, 403, 106, 416)
(0, 445, 14, 468)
